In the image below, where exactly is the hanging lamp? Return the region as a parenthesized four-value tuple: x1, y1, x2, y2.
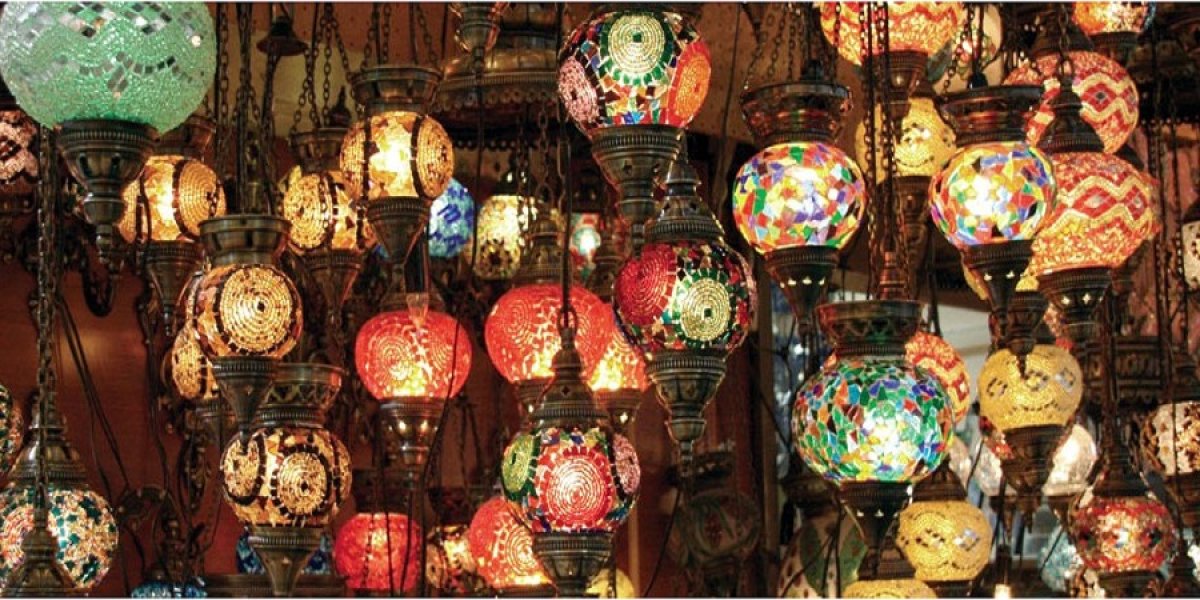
(895, 463, 992, 597)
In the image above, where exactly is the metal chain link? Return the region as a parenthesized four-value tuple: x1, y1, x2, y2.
(381, 4, 393, 64)
(320, 5, 334, 120)
(1052, 4, 1076, 82)
(876, 2, 909, 295)
(765, 5, 786, 82)
(34, 130, 57, 405)
(363, 5, 380, 70)
(213, 5, 232, 175)
(534, 102, 555, 204)
(942, 3, 977, 95)
(291, 5, 321, 135)
(860, 2, 879, 294)
(742, 5, 773, 91)
(415, 4, 439, 68)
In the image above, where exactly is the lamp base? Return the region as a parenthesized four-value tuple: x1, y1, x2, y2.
(595, 389, 643, 435)
(143, 240, 202, 337)
(1004, 291, 1048, 370)
(379, 399, 445, 480)
(367, 196, 430, 264)
(304, 248, 363, 316)
(867, 50, 927, 123)
(765, 246, 838, 333)
(1167, 471, 1200, 529)
(962, 241, 1033, 335)
(998, 424, 1065, 521)
(58, 119, 158, 264)
(838, 481, 911, 553)
(646, 350, 727, 466)
(590, 125, 683, 251)
(247, 526, 324, 598)
(532, 531, 613, 598)
(1097, 570, 1159, 598)
(211, 356, 278, 433)
(927, 579, 974, 598)
(195, 400, 236, 449)
(1038, 267, 1112, 347)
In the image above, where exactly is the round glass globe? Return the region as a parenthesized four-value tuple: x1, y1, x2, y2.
(502, 426, 639, 533)
(1074, 2, 1153, 35)
(929, 141, 1056, 250)
(355, 308, 472, 401)
(1003, 51, 1139, 154)
(220, 426, 351, 527)
(978, 345, 1083, 432)
(844, 578, 938, 598)
(334, 512, 423, 593)
(588, 325, 650, 393)
(485, 282, 612, 384)
(907, 331, 972, 424)
(854, 96, 956, 181)
(1029, 153, 1157, 276)
(1044, 423, 1099, 498)
(973, 438, 1014, 497)
(463, 192, 536, 280)
(1142, 400, 1200, 477)
(559, 9, 710, 132)
(0, 484, 119, 590)
(118, 155, 226, 243)
(193, 263, 303, 359)
(0, 2, 216, 132)
(897, 500, 992, 582)
(794, 356, 953, 483)
(613, 239, 756, 354)
(819, 1, 966, 66)
(1040, 525, 1084, 594)
(731, 142, 867, 254)
(280, 170, 373, 253)
(425, 524, 477, 594)
(946, 436, 973, 487)
(467, 495, 550, 591)
(170, 320, 218, 404)
(429, 178, 475, 259)
(1071, 491, 1177, 574)
(340, 111, 454, 201)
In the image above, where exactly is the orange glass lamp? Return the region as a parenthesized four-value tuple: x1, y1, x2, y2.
(334, 512, 423, 594)
(355, 307, 472, 480)
(560, 7, 710, 248)
(587, 318, 649, 434)
(220, 363, 351, 596)
(193, 215, 303, 432)
(341, 65, 454, 263)
(468, 496, 551, 594)
(118, 115, 226, 334)
(1073, 2, 1153, 58)
(907, 331, 972, 425)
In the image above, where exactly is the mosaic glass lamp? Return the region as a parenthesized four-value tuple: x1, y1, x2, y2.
(1141, 354, 1200, 529)
(0, 385, 22, 476)
(1044, 423, 1099, 522)
(467, 495, 551, 594)
(0, 2, 216, 259)
(897, 464, 992, 595)
(429, 178, 475, 259)
(0, 484, 119, 591)
(906, 331, 971, 425)
(425, 524, 480, 595)
(561, 8, 710, 248)
(462, 170, 536, 280)
(333, 512, 422, 593)
(0, 79, 38, 202)
(1039, 525, 1084, 594)
(587, 322, 650, 434)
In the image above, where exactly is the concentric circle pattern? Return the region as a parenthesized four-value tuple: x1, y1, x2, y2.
(341, 111, 454, 201)
(334, 512, 423, 592)
(819, 2, 966, 66)
(355, 308, 472, 401)
(220, 426, 350, 527)
(485, 283, 612, 384)
(467, 496, 550, 590)
(193, 263, 303, 359)
(118, 155, 226, 243)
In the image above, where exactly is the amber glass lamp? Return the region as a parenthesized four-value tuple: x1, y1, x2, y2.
(0, 79, 38, 202)
(587, 321, 649, 434)
(897, 460, 992, 597)
(462, 169, 537, 281)
(1074, 2, 1152, 58)
(468, 495, 551, 594)
(1141, 354, 1200, 529)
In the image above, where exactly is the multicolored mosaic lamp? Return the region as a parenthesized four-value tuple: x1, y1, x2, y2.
(355, 307, 472, 481)
(463, 170, 536, 280)
(560, 7, 710, 249)
(341, 64, 454, 263)
(930, 82, 1055, 335)
(613, 159, 756, 464)
(119, 116, 226, 335)
(734, 67, 865, 331)
(219, 363, 351, 597)
(1141, 353, 1200, 529)
(467, 495, 551, 594)
(906, 331, 971, 425)
(1073, 2, 1154, 59)
(0, 1, 216, 260)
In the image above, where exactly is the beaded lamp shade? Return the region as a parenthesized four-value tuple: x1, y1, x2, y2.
(558, 9, 710, 132)
(929, 141, 1056, 250)
(236, 529, 332, 575)
(429, 178, 475, 259)
(467, 496, 551, 590)
(794, 357, 953, 483)
(1040, 525, 1084, 594)
(906, 332, 971, 424)
(854, 96, 956, 181)
(170, 320, 218, 403)
(280, 171, 373, 253)
(220, 426, 351, 527)
(355, 309, 472, 401)
(1003, 51, 1139, 154)
(333, 512, 423, 593)
(843, 578, 938, 598)
(339, 111, 454, 201)
(502, 427, 639, 533)
(731, 142, 867, 253)
(1045, 423, 1099, 498)
(0, 98, 37, 199)
(587, 327, 650, 393)
(117, 155, 226, 243)
(426, 525, 478, 594)
(1142, 401, 1200, 478)
(818, 2, 966, 66)
(463, 192, 536, 280)
(485, 283, 611, 384)
(1072, 492, 1176, 574)
(0, 386, 20, 475)
(0, 484, 119, 591)
(613, 239, 756, 353)
(1073, 2, 1152, 36)
(896, 500, 992, 582)
(193, 264, 304, 359)
(978, 345, 1083, 432)
(1028, 153, 1156, 275)
(0, 2, 215, 132)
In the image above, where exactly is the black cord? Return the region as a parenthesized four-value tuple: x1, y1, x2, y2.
(640, 485, 683, 596)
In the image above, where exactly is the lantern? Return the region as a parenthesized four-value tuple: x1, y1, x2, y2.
(467, 496, 551, 592)
(0, 80, 37, 201)
(429, 178, 475, 259)
(843, 576, 937, 598)
(280, 171, 372, 254)
(426, 524, 479, 595)
(236, 530, 332, 576)
(0, 2, 216, 258)
(1074, 2, 1153, 37)
(118, 156, 226, 243)
(588, 325, 650, 432)
(570, 213, 603, 280)
(561, 8, 709, 248)
(1072, 492, 1176, 575)
(0, 385, 22, 475)
(1039, 526, 1084, 594)
(854, 96, 956, 182)
(463, 175, 536, 280)
(896, 501, 991, 584)
(906, 331, 971, 424)
(819, 2, 966, 67)
(333, 512, 423, 593)
(1141, 356, 1200, 528)
(0, 484, 118, 591)
(1004, 51, 1139, 154)
(1044, 424, 1099, 520)
(169, 320, 219, 404)
(978, 345, 1083, 433)
(485, 282, 612, 411)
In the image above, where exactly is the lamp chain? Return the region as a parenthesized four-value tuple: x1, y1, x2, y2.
(291, 6, 321, 135)
(860, 2, 879, 295)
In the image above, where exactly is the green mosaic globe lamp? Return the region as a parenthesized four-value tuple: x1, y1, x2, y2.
(0, 2, 216, 261)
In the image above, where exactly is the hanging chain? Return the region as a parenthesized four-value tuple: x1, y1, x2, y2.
(942, 3, 977, 95)
(291, 5, 321, 135)
(785, 8, 798, 81)
(319, 5, 335, 119)
(1052, 4, 1076, 82)
(860, 2, 880, 294)
(414, 4, 439, 67)
(534, 103, 556, 204)
(380, 4, 393, 64)
(742, 5, 772, 91)
(877, 2, 909, 296)
(764, 5, 787, 82)
(213, 5, 232, 176)
(363, 5, 380, 70)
